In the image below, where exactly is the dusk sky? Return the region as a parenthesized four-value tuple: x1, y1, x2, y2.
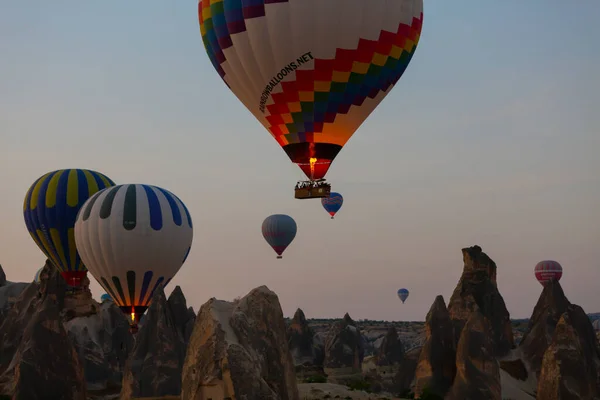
(1, 1, 598, 321)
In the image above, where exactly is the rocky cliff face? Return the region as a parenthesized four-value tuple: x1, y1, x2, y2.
(0, 261, 87, 399)
(181, 285, 299, 400)
(288, 308, 322, 366)
(167, 285, 196, 344)
(375, 327, 404, 367)
(519, 279, 571, 378)
(414, 295, 455, 398)
(120, 285, 186, 400)
(447, 246, 514, 357)
(0, 263, 34, 323)
(323, 313, 364, 369)
(66, 301, 134, 396)
(63, 273, 99, 322)
(446, 309, 501, 400)
(537, 305, 600, 400)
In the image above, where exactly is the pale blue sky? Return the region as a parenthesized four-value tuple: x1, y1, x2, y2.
(1, 1, 598, 321)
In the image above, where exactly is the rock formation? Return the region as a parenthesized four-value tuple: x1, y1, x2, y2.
(120, 285, 186, 399)
(168, 285, 196, 344)
(66, 301, 134, 396)
(0, 264, 28, 323)
(288, 308, 322, 365)
(63, 273, 99, 321)
(323, 313, 365, 383)
(414, 295, 455, 398)
(287, 308, 325, 381)
(0, 261, 86, 399)
(447, 245, 514, 357)
(519, 279, 571, 378)
(181, 285, 299, 400)
(360, 326, 410, 394)
(446, 309, 501, 400)
(375, 327, 404, 366)
(537, 305, 600, 400)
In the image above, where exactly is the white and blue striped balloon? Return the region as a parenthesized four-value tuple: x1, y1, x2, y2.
(74, 184, 193, 319)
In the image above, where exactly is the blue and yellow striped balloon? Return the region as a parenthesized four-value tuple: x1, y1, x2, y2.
(23, 169, 116, 286)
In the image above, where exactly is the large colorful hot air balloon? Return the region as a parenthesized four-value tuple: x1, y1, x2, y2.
(74, 184, 193, 333)
(198, 0, 423, 196)
(262, 214, 297, 259)
(534, 260, 563, 286)
(23, 169, 116, 287)
(321, 192, 344, 219)
(397, 288, 409, 303)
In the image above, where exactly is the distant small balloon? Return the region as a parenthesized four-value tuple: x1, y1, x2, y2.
(534, 260, 562, 286)
(397, 288, 409, 304)
(100, 293, 113, 302)
(262, 214, 297, 259)
(321, 192, 343, 219)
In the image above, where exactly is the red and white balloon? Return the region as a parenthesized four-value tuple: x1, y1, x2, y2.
(534, 260, 563, 286)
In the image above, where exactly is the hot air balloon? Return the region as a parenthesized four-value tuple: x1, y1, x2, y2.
(34, 267, 43, 284)
(198, 0, 423, 199)
(397, 288, 409, 303)
(262, 214, 297, 259)
(321, 192, 344, 219)
(23, 169, 116, 288)
(534, 260, 563, 286)
(74, 184, 193, 333)
(100, 293, 113, 302)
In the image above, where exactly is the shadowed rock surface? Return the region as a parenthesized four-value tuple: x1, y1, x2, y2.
(375, 327, 404, 367)
(323, 313, 365, 372)
(537, 305, 600, 400)
(414, 295, 455, 398)
(288, 308, 323, 367)
(519, 279, 571, 378)
(120, 285, 186, 400)
(63, 274, 99, 321)
(446, 309, 501, 400)
(0, 264, 5, 287)
(168, 286, 195, 344)
(447, 246, 514, 357)
(0, 261, 86, 399)
(181, 285, 299, 400)
(66, 301, 134, 395)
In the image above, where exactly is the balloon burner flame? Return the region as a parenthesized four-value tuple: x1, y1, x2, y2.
(309, 158, 317, 180)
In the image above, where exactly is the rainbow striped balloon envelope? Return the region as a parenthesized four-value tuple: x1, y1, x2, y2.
(198, 0, 423, 181)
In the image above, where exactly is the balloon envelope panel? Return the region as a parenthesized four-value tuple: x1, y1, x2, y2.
(198, 0, 424, 179)
(23, 169, 116, 277)
(74, 184, 194, 309)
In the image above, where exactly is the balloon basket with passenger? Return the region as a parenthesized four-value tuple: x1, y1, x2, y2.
(294, 179, 331, 199)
